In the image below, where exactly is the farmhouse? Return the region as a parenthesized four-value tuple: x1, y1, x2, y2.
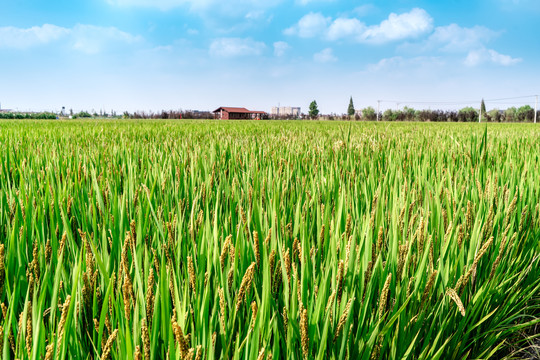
(213, 107, 267, 120)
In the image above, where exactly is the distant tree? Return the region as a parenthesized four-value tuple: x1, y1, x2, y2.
(383, 109, 397, 121)
(488, 109, 502, 122)
(517, 105, 534, 122)
(504, 107, 517, 122)
(480, 99, 486, 118)
(347, 97, 355, 117)
(76, 111, 92, 118)
(458, 107, 478, 122)
(309, 100, 319, 119)
(403, 106, 416, 121)
(362, 107, 377, 121)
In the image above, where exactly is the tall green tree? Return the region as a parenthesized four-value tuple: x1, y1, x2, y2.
(348, 97, 355, 116)
(481, 99, 486, 117)
(309, 100, 319, 119)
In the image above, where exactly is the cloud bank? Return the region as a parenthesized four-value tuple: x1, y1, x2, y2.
(285, 8, 433, 43)
(0, 24, 141, 53)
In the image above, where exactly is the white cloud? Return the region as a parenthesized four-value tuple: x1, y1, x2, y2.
(106, 0, 282, 13)
(351, 5, 375, 17)
(326, 18, 365, 41)
(399, 23, 520, 67)
(464, 48, 521, 66)
(151, 45, 174, 52)
(367, 56, 405, 72)
(314, 48, 337, 63)
(71, 25, 141, 54)
(106, 0, 210, 11)
(286, 8, 433, 44)
(0, 24, 70, 49)
(0, 24, 141, 53)
(361, 8, 433, 43)
(273, 41, 290, 56)
(367, 56, 444, 72)
(427, 24, 499, 52)
(284, 12, 330, 38)
(209, 37, 266, 57)
(245, 10, 265, 20)
(297, 0, 334, 4)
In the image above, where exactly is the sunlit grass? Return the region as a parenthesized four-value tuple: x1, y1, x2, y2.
(0, 119, 539, 359)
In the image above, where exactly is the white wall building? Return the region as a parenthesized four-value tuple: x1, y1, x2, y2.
(271, 106, 301, 117)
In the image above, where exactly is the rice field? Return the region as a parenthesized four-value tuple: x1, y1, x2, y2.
(0, 119, 539, 360)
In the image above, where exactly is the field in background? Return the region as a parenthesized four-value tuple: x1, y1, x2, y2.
(0, 119, 539, 359)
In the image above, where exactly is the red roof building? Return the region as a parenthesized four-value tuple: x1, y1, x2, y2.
(213, 107, 267, 120)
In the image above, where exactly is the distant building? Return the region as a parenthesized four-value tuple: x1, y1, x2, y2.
(213, 107, 267, 120)
(271, 106, 301, 117)
(0, 102, 10, 113)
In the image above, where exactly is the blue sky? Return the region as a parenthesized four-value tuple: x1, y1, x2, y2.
(0, 0, 539, 114)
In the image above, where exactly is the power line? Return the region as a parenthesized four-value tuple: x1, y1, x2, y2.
(484, 95, 537, 101)
(377, 94, 538, 106)
(486, 101, 535, 105)
(379, 100, 478, 105)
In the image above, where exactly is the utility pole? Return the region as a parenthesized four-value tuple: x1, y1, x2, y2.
(479, 100, 481, 123)
(535, 95, 538, 124)
(377, 100, 380, 121)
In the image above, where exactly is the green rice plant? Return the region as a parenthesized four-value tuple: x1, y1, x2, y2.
(0, 119, 538, 359)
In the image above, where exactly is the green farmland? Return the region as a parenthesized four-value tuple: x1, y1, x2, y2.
(0, 120, 539, 359)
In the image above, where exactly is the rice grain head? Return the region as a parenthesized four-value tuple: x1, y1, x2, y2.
(142, 319, 150, 360)
(218, 287, 227, 332)
(44, 335, 54, 360)
(195, 345, 203, 360)
(172, 319, 189, 358)
(188, 255, 196, 294)
(0, 244, 4, 296)
(300, 308, 309, 359)
(283, 306, 288, 338)
(337, 260, 345, 304)
(146, 267, 155, 328)
(421, 270, 437, 308)
(56, 295, 71, 358)
(446, 288, 466, 316)
(376, 226, 384, 255)
(378, 273, 392, 319)
(134, 345, 142, 360)
(334, 297, 354, 341)
(220, 235, 232, 270)
(253, 231, 260, 268)
(250, 301, 258, 329)
(101, 328, 119, 360)
(236, 262, 256, 312)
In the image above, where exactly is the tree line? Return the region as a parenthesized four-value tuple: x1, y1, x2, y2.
(307, 98, 538, 122)
(0, 112, 57, 119)
(374, 105, 538, 122)
(0, 102, 536, 122)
